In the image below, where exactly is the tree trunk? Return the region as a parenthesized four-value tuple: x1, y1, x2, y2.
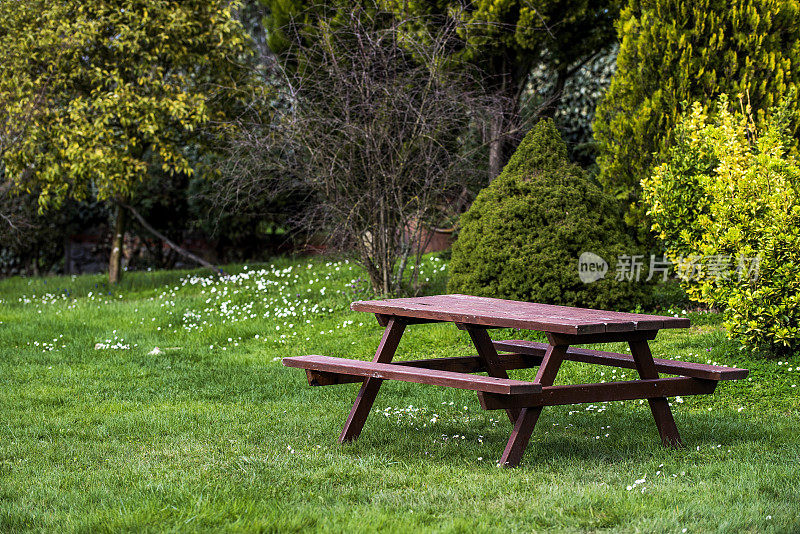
(540, 69, 567, 119)
(362, 253, 383, 297)
(488, 113, 505, 182)
(108, 202, 126, 284)
(488, 61, 511, 183)
(64, 236, 72, 275)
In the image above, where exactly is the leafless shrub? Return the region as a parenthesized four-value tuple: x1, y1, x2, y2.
(217, 3, 515, 295)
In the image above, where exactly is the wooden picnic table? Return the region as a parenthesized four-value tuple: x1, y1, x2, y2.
(283, 294, 748, 467)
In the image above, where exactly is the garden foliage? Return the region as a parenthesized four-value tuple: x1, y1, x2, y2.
(448, 120, 647, 310)
(594, 0, 800, 232)
(643, 95, 800, 353)
(0, 0, 262, 281)
(1, 0, 256, 209)
(224, 3, 496, 296)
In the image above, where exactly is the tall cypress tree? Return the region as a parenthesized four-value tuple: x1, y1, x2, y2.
(593, 0, 800, 235)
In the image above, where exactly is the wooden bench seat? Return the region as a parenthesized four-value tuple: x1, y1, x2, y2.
(282, 355, 542, 395)
(478, 377, 718, 410)
(289, 353, 545, 386)
(493, 340, 748, 381)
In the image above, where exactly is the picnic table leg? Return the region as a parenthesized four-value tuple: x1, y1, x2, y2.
(499, 341, 568, 467)
(629, 339, 683, 447)
(338, 316, 406, 443)
(465, 326, 521, 424)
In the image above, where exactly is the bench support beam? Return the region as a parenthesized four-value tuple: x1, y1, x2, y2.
(479, 376, 717, 409)
(492, 340, 748, 381)
(339, 317, 406, 443)
(630, 339, 683, 447)
(304, 353, 543, 386)
(285, 355, 540, 394)
(466, 326, 522, 424)
(500, 339, 568, 467)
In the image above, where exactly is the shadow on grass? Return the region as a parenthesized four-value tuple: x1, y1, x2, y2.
(332, 401, 797, 470)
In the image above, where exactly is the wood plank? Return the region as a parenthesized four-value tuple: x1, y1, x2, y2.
(303, 353, 544, 386)
(499, 343, 568, 467)
(351, 294, 690, 334)
(546, 331, 658, 345)
(339, 316, 405, 443)
(629, 339, 683, 447)
(306, 369, 357, 386)
(479, 377, 718, 410)
(466, 325, 521, 423)
(354, 295, 610, 334)
(374, 313, 440, 327)
(283, 355, 542, 395)
(493, 340, 749, 381)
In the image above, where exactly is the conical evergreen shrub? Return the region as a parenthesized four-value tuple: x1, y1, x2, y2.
(448, 120, 648, 309)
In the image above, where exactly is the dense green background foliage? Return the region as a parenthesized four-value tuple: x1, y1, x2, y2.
(266, 0, 620, 93)
(263, 0, 622, 180)
(0, 0, 268, 280)
(449, 120, 647, 309)
(525, 45, 619, 166)
(594, 0, 800, 232)
(643, 96, 800, 353)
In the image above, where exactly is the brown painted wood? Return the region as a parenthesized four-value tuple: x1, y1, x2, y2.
(479, 377, 718, 410)
(351, 295, 690, 335)
(303, 352, 545, 386)
(338, 317, 406, 443)
(546, 331, 658, 345)
(306, 369, 353, 386)
(493, 340, 749, 381)
(629, 339, 683, 447)
(284, 295, 740, 464)
(375, 313, 440, 327)
(466, 326, 521, 423)
(499, 343, 568, 467)
(283, 355, 542, 394)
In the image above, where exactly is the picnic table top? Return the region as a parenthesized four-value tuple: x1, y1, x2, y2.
(351, 294, 690, 335)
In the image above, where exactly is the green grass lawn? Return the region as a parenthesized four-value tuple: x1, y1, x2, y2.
(1, 255, 798, 533)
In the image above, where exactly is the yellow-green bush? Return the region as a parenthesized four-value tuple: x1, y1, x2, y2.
(594, 0, 800, 235)
(643, 95, 800, 353)
(448, 120, 648, 310)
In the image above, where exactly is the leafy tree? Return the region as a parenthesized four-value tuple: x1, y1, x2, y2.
(0, 1, 61, 236)
(594, 0, 800, 234)
(389, 0, 622, 178)
(263, 0, 621, 180)
(0, 0, 259, 282)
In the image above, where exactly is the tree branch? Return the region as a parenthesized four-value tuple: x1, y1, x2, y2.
(121, 202, 220, 272)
